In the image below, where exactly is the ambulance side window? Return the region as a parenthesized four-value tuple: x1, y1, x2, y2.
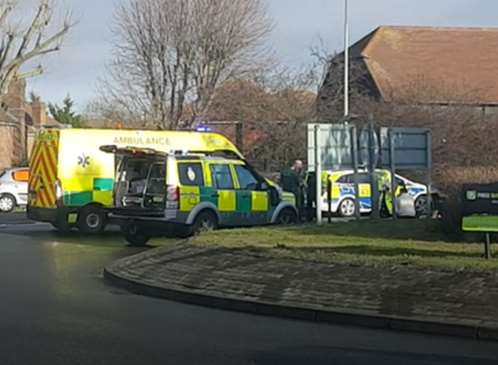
(210, 164, 234, 189)
(178, 163, 204, 186)
(234, 165, 259, 190)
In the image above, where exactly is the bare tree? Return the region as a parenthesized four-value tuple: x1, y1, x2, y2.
(0, 0, 72, 96)
(101, 0, 272, 130)
(206, 65, 318, 172)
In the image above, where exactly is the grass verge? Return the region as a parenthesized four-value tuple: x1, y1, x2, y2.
(192, 220, 498, 272)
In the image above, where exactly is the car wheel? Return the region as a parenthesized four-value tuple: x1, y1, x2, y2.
(415, 195, 429, 217)
(0, 194, 16, 213)
(338, 198, 356, 217)
(123, 223, 150, 246)
(78, 206, 107, 234)
(192, 211, 217, 235)
(276, 209, 298, 225)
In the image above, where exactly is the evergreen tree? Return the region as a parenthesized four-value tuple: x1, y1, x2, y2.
(48, 95, 85, 128)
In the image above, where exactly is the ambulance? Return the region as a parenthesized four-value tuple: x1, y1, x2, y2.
(101, 146, 298, 245)
(27, 129, 246, 233)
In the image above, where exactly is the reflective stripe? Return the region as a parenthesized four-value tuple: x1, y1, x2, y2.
(251, 191, 268, 212)
(93, 191, 113, 206)
(218, 190, 236, 212)
(29, 130, 59, 208)
(180, 186, 201, 212)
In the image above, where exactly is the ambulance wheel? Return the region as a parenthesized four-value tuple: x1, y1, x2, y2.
(0, 194, 16, 213)
(338, 198, 356, 217)
(277, 209, 298, 225)
(78, 205, 106, 234)
(192, 211, 217, 235)
(123, 224, 150, 246)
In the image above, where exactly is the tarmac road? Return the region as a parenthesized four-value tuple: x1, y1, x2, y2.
(0, 215, 497, 365)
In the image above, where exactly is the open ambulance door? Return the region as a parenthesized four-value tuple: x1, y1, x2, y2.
(100, 145, 167, 214)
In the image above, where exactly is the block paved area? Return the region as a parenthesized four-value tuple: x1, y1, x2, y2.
(106, 242, 498, 331)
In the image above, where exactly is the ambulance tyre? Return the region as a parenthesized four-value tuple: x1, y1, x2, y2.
(78, 205, 107, 234)
(276, 209, 298, 225)
(338, 198, 356, 218)
(123, 224, 150, 247)
(192, 210, 218, 235)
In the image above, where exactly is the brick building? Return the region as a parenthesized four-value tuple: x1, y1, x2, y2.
(0, 79, 59, 170)
(317, 26, 498, 121)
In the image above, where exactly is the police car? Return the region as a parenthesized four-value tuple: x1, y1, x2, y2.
(319, 169, 434, 218)
(101, 146, 298, 245)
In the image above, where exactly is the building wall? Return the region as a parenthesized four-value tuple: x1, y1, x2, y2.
(0, 79, 55, 170)
(0, 111, 23, 170)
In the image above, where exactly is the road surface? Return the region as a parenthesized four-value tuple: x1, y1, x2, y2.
(0, 213, 497, 365)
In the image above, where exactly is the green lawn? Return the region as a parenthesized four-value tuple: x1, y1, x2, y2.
(192, 220, 498, 272)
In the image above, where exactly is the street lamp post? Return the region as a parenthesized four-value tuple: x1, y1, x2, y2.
(344, 0, 349, 119)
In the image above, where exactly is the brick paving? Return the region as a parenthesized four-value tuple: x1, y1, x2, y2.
(107, 243, 498, 329)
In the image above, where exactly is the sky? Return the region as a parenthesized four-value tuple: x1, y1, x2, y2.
(25, 0, 498, 112)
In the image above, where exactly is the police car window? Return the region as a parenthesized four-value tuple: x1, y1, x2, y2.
(178, 163, 204, 186)
(357, 173, 371, 184)
(336, 175, 350, 183)
(340, 173, 371, 184)
(210, 164, 234, 189)
(235, 165, 259, 190)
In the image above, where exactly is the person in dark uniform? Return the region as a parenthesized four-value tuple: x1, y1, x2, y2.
(280, 160, 305, 220)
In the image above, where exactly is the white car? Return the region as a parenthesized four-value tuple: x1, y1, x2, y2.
(0, 167, 29, 213)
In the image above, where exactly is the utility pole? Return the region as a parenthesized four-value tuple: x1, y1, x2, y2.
(344, 0, 349, 119)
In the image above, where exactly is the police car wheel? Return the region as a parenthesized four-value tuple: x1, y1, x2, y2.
(339, 198, 356, 217)
(193, 211, 217, 234)
(415, 195, 430, 217)
(0, 194, 16, 213)
(277, 209, 298, 225)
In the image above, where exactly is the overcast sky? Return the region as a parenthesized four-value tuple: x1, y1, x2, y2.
(26, 0, 498, 111)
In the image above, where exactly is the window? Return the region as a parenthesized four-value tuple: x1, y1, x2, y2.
(337, 173, 371, 184)
(357, 173, 371, 184)
(235, 165, 259, 190)
(210, 164, 234, 189)
(336, 175, 351, 184)
(146, 163, 166, 194)
(178, 163, 204, 186)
